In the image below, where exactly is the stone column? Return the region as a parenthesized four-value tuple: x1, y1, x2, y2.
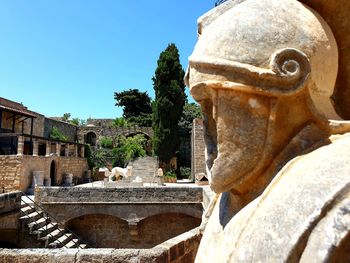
(17, 136, 24, 156)
(45, 142, 51, 157)
(75, 144, 79, 157)
(80, 145, 85, 158)
(32, 139, 38, 156)
(65, 144, 70, 157)
(56, 143, 61, 156)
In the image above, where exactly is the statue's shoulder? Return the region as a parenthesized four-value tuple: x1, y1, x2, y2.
(226, 132, 350, 262)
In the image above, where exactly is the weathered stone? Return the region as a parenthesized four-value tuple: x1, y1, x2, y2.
(186, 0, 350, 261)
(299, 0, 350, 119)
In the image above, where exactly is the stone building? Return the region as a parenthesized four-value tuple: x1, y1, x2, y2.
(0, 97, 88, 193)
(191, 118, 207, 184)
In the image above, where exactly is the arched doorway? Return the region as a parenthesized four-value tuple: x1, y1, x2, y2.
(50, 160, 56, 186)
(85, 132, 97, 146)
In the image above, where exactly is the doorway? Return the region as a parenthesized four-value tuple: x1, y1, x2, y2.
(50, 160, 56, 186)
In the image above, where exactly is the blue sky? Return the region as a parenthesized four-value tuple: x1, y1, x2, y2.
(0, 0, 214, 120)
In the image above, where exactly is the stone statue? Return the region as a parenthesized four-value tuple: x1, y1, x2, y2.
(185, 0, 350, 262)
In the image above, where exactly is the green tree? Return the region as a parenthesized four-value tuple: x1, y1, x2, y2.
(152, 43, 186, 169)
(69, 118, 80, 126)
(179, 102, 202, 135)
(111, 117, 129, 128)
(114, 89, 152, 126)
(62, 113, 71, 122)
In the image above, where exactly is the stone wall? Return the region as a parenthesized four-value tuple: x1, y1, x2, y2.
(35, 186, 203, 203)
(0, 191, 21, 247)
(0, 227, 202, 262)
(0, 191, 21, 215)
(44, 118, 77, 142)
(77, 124, 153, 146)
(0, 156, 88, 192)
(0, 156, 22, 192)
(65, 213, 200, 249)
(138, 213, 201, 248)
(191, 118, 206, 181)
(59, 157, 89, 184)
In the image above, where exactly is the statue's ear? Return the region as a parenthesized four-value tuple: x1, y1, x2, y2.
(198, 0, 248, 36)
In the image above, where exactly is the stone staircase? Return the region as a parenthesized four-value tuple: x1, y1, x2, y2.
(124, 156, 162, 185)
(20, 200, 87, 248)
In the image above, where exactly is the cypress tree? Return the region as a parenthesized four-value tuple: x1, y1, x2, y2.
(152, 43, 186, 170)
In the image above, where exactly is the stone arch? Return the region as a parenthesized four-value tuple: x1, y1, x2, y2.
(85, 132, 97, 146)
(65, 213, 130, 248)
(123, 131, 150, 139)
(138, 212, 201, 248)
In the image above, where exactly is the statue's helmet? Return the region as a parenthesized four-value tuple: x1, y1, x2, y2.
(186, 0, 340, 120)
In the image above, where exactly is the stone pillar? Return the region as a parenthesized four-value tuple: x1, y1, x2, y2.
(32, 139, 38, 156)
(65, 144, 70, 157)
(75, 144, 78, 157)
(128, 220, 140, 243)
(56, 143, 61, 156)
(17, 136, 24, 156)
(80, 145, 85, 158)
(45, 142, 51, 157)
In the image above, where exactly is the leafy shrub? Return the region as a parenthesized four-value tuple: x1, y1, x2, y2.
(164, 170, 177, 178)
(100, 136, 113, 149)
(50, 126, 68, 141)
(91, 148, 113, 168)
(179, 166, 191, 179)
(112, 134, 147, 167)
(112, 117, 129, 128)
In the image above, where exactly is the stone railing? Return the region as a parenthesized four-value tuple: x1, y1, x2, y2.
(35, 186, 203, 204)
(0, 227, 202, 262)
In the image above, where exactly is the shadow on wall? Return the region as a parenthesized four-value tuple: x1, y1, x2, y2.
(65, 213, 201, 249)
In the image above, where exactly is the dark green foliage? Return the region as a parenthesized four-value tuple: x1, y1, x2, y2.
(179, 166, 191, 179)
(84, 144, 94, 169)
(90, 148, 113, 168)
(179, 102, 202, 135)
(114, 89, 152, 126)
(100, 136, 114, 149)
(152, 43, 186, 166)
(126, 113, 153, 127)
(49, 126, 68, 141)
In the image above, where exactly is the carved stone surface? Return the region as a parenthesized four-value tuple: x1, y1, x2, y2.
(299, 0, 350, 119)
(186, 0, 350, 262)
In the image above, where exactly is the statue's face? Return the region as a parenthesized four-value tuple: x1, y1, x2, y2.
(191, 82, 272, 193)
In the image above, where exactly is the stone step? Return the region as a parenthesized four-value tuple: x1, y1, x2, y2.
(27, 217, 50, 232)
(64, 239, 81, 248)
(20, 211, 44, 224)
(39, 228, 65, 244)
(20, 205, 36, 216)
(79, 244, 88, 249)
(32, 223, 59, 239)
(48, 233, 73, 248)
